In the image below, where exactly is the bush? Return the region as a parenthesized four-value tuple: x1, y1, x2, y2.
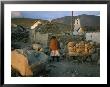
(11, 25, 29, 43)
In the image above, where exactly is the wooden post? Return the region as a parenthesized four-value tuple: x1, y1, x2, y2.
(71, 11, 73, 32)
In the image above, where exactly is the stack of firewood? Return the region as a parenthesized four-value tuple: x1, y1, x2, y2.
(67, 41, 95, 57)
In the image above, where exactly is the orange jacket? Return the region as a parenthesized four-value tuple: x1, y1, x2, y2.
(49, 39, 59, 50)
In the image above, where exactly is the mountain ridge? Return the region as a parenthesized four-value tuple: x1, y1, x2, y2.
(11, 14, 100, 33)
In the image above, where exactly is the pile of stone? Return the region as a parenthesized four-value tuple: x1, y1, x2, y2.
(32, 43, 44, 52)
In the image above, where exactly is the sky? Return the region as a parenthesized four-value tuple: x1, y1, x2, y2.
(11, 11, 100, 21)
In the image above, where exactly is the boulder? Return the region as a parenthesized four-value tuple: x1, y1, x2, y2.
(11, 49, 48, 77)
(11, 50, 33, 76)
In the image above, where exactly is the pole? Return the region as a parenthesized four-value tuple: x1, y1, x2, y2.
(71, 11, 73, 32)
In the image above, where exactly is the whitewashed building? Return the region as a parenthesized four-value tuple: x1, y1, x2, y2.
(30, 20, 49, 47)
(86, 32, 100, 43)
(73, 18, 85, 35)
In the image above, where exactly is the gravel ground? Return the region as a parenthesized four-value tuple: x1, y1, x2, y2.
(12, 55, 100, 77)
(36, 58, 100, 77)
(11, 41, 100, 77)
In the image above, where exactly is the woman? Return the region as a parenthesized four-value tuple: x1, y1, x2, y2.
(49, 36, 60, 62)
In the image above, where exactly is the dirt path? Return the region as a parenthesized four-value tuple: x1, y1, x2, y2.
(45, 60, 100, 77)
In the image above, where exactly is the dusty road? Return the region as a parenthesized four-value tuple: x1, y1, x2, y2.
(37, 59, 100, 77)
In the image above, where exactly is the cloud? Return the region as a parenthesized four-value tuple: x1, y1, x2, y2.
(73, 11, 100, 16)
(11, 11, 22, 18)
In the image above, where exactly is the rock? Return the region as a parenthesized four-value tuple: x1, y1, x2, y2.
(11, 49, 48, 77)
(32, 43, 43, 52)
(72, 74, 75, 77)
(11, 50, 33, 76)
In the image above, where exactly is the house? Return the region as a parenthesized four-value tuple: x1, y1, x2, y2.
(72, 18, 85, 41)
(29, 21, 49, 47)
(30, 20, 42, 29)
(73, 18, 85, 36)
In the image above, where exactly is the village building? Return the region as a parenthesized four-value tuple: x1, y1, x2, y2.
(30, 20, 49, 48)
(72, 18, 100, 43)
(72, 18, 85, 41)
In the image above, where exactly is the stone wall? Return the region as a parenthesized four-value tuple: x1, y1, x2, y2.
(86, 32, 100, 43)
(30, 31, 48, 48)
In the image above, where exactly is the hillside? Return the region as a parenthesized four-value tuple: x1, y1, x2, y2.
(11, 18, 71, 34)
(11, 14, 100, 33)
(37, 22, 71, 34)
(11, 18, 48, 28)
(52, 14, 100, 27)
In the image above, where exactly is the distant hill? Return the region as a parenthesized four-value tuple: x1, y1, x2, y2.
(11, 18, 48, 28)
(11, 14, 100, 33)
(37, 22, 71, 34)
(11, 18, 71, 34)
(52, 14, 100, 27)
(79, 14, 100, 27)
